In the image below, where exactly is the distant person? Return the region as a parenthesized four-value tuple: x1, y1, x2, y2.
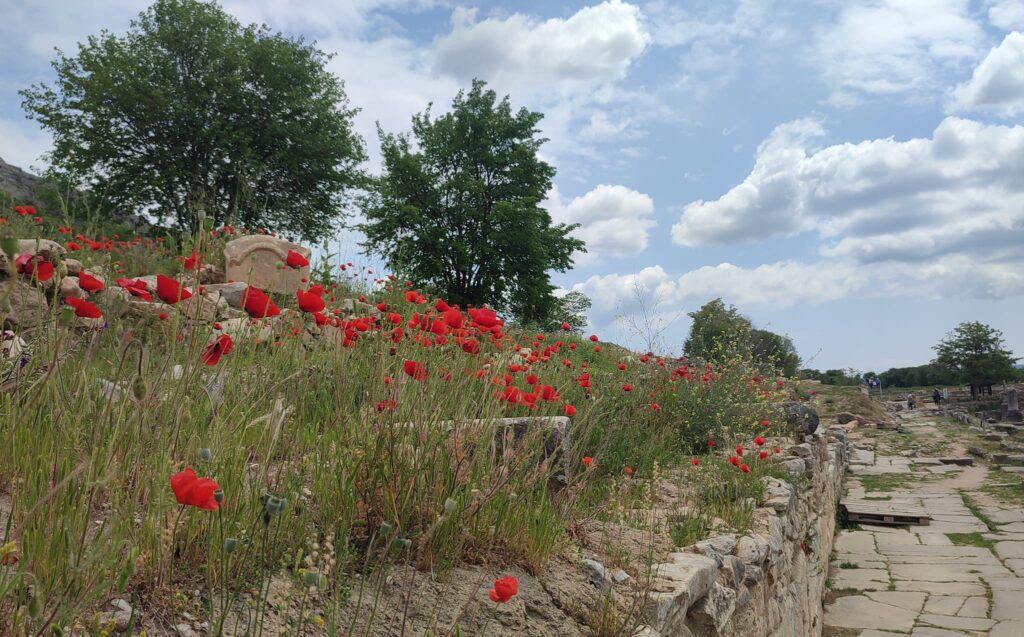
(933, 389, 942, 405)
(907, 394, 916, 410)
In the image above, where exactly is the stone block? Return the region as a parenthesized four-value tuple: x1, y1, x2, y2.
(223, 235, 310, 295)
(647, 553, 719, 633)
(687, 583, 736, 635)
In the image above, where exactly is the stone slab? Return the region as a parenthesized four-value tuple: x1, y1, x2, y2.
(824, 595, 918, 632)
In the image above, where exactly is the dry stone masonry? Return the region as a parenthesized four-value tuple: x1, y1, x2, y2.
(638, 427, 848, 636)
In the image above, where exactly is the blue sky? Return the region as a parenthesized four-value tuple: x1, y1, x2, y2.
(2, 0, 1023, 371)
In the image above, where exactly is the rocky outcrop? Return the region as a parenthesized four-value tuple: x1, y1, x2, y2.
(639, 429, 848, 636)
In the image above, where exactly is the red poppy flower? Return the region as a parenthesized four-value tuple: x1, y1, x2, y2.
(622, 384, 633, 392)
(66, 241, 81, 251)
(773, 446, 781, 454)
(582, 456, 594, 468)
(760, 420, 770, 427)
(758, 450, 769, 460)
(14, 254, 54, 282)
(729, 455, 740, 466)
(169, 468, 221, 510)
(403, 360, 427, 381)
(78, 271, 104, 293)
(488, 575, 518, 603)
(285, 250, 309, 269)
(117, 278, 152, 302)
(242, 286, 280, 318)
(739, 464, 751, 473)
(649, 403, 661, 412)
(66, 297, 102, 319)
(561, 322, 571, 331)
(562, 404, 577, 416)
(156, 275, 192, 305)
(296, 289, 326, 313)
(201, 334, 234, 366)
(708, 439, 716, 447)
(624, 466, 633, 476)
(690, 457, 700, 466)
(158, 312, 169, 321)
(735, 445, 744, 456)
(754, 436, 766, 446)
(588, 334, 598, 342)
(182, 251, 201, 270)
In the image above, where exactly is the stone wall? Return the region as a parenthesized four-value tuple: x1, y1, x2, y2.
(640, 429, 848, 637)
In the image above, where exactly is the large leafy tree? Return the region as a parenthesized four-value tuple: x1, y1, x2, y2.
(683, 299, 752, 361)
(933, 321, 1018, 388)
(684, 298, 800, 375)
(20, 0, 365, 240)
(359, 80, 584, 323)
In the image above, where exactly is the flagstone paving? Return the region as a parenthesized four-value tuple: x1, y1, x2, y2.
(824, 410, 1024, 637)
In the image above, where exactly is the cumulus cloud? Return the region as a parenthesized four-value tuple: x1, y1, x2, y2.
(672, 117, 1024, 263)
(569, 260, 866, 324)
(986, 0, 1024, 30)
(813, 0, 984, 105)
(949, 31, 1024, 118)
(547, 184, 656, 266)
(433, 2, 649, 93)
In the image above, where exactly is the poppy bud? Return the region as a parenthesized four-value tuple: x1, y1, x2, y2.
(214, 489, 224, 504)
(224, 538, 238, 553)
(396, 538, 412, 550)
(28, 592, 41, 617)
(199, 448, 213, 462)
(379, 521, 393, 536)
(443, 498, 457, 515)
(132, 375, 147, 401)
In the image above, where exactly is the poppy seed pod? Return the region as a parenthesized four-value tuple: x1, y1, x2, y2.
(224, 538, 238, 553)
(199, 448, 213, 462)
(443, 498, 457, 515)
(379, 521, 393, 536)
(213, 489, 224, 504)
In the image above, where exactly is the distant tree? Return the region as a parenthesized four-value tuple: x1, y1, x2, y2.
(798, 368, 861, 386)
(934, 322, 1018, 389)
(360, 80, 584, 323)
(683, 299, 752, 361)
(20, 0, 365, 241)
(751, 329, 801, 377)
(877, 363, 956, 388)
(544, 291, 591, 334)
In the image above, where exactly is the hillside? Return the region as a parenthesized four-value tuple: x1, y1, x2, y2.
(0, 156, 44, 202)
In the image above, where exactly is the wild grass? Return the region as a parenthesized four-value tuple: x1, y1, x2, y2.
(0, 205, 792, 634)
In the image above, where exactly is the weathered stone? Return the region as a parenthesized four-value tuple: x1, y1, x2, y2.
(687, 583, 736, 635)
(223, 235, 310, 295)
(1, 330, 25, 361)
(612, 569, 631, 584)
(64, 258, 83, 275)
(824, 595, 918, 632)
(647, 553, 719, 633)
(736, 535, 769, 567)
(59, 276, 84, 299)
(782, 458, 806, 476)
(581, 559, 608, 587)
(0, 280, 49, 328)
(783, 401, 819, 434)
(17, 238, 66, 261)
(694, 534, 737, 558)
(203, 282, 248, 309)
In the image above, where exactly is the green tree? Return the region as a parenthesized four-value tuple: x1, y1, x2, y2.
(933, 321, 1018, 388)
(751, 329, 801, 377)
(683, 299, 752, 361)
(20, 0, 365, 241)
(542, 291, 591, 334)
(359, 80, 584, 323)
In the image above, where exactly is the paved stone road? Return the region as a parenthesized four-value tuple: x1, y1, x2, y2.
(824, 410, 1024, 637)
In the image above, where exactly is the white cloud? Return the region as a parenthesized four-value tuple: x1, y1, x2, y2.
(570, 259, 865, 323)
(433, 2, 649, 93)
(986, 0, 1024, 30)
(547, 184, 656, 265)
(672, 117, 1024, 261)
(813, 0, 984, 105)
(671, 118, 825, 246)
(949, 31, 1024, 118)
